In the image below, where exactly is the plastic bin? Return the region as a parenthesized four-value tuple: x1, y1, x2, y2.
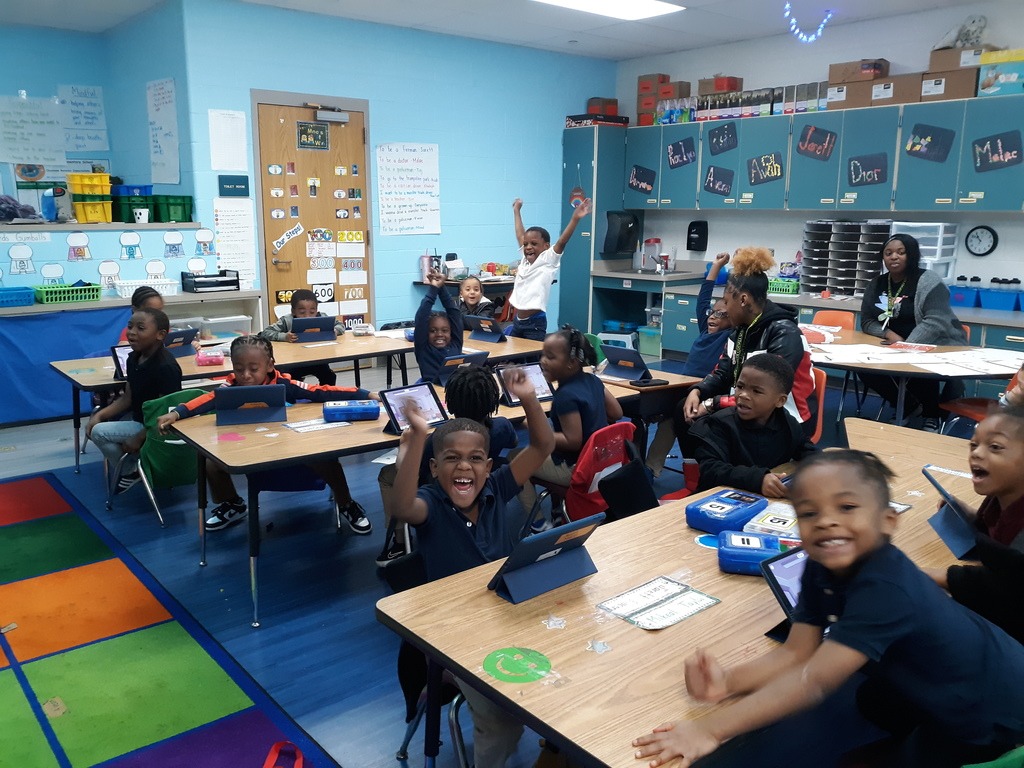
(112, 195, 155, 223)
(597, 331, 638, 350)
(978, 289, 1020, 311)
(111, 184, 154, 197)
(638, 326, 661, 356)
(645, 307, 663, 327)
(71, 199, 112, 223)
(0, 287, 36, 307)
(66, 172, 111, 195)
(949, 287, 980, 308)
(201, 314, 252, 341)
(168, 315, 204, 331)
(114, 278, 179, 299)
(153, 195, 194, 223)
(768, 278, 800, 295)
(33, 284, 102, 304)
(602, 319, 639, 333)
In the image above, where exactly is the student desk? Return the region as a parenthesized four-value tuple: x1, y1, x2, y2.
(376, 418, 967, 768)
(462, 332, 544, 362)
(596, 370, 701, 459)
(809, 330, 1017, 424)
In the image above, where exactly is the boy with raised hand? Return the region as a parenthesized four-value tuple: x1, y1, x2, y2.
(389, 367, 555, 768)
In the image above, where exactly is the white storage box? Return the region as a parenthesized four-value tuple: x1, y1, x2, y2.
(114, 278, 179, 299)
(597, 332, 638, 350)
(169, 315, 203, 331)
(200, 314, 252, 341)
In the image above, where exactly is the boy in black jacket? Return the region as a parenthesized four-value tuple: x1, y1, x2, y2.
(688, 353, 817, 496)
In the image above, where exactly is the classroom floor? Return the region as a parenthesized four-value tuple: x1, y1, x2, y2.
(0, 364, 940, 767)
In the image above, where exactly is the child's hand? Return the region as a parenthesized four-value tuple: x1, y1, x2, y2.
(684, 648, 729, 703)
(404, 401, 429, 434)
(286, 332, 299, 343)
(426, 270, 446, 288)
(368, 391, 381, 402)
(761, 473, 788, 498)
(572, 198, 593, 220)
(85, 412, 102, 439)
(157, 411, 179, 435)
(713, 252, 730, 268)
(683, 389, 704, 423)
(512, 198, 523, 213)
(503, 367, 535, 403)
(1004, 367, 1024, 406)
(633, 720, 720, 767)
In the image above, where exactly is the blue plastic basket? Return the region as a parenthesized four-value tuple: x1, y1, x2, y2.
(0, 287, 35, 307)
(949, 287, 979, 308)
(979, 289, 1019, 311)
(111, 184, 154, 196)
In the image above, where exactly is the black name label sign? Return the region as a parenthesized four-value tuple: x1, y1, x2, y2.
(796, 124, 838, 162)
(747, 152, 784, 185)
(972, 130, 1023, 173)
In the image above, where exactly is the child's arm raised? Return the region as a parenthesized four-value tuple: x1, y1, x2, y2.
(512, 198, 526, 246)
(553, 198, 592, 255)
(506, 368, 556, 486)
(389, 405, 431, 526)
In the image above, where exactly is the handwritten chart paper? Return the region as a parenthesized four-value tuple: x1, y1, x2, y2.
(147, 78, 180, 184)
(213, 197, 258, 289)
(208, 109, 248, 172)
(58, 84, 109, 152)
(0, 96, 65, 165)
(376, 143, 440, 235)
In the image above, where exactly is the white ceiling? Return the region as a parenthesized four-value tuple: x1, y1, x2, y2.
(11, 0, 969, 60)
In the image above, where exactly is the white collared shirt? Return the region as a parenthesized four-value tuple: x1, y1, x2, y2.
(509, 245, 560, 311)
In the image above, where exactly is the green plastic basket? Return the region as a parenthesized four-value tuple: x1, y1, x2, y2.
(768, 279, 800, 295)
(33, 284, 102, 304)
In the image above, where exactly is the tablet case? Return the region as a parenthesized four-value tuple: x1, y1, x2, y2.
(717, 531, 780, 575)
(323, 400, 380, 422)
(214, 384, 287, 426)
(292, 316, 336, 343)
(600, 344, 651, 381)
(437, 350, 489, 385)
(163, 328, 198, 358)
(686, 489, 768, 534)
(465, 315, 506, 343)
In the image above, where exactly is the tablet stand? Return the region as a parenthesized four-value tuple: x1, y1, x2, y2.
(492, 546, 597, 604)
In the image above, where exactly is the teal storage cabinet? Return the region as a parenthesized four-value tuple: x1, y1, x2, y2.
(957, 95, 1024, 211)
(895, 101, 966, 210)
(837, 106, 899, 210)
(560, 126, 626, 331)
(788, 111, 843, 210)
(735, 114, 790, 209)
(659, 122, 702, 209)
(661, 291, 701, 354)
(698, 120, 742, 209)
(623, 126, 665, 209)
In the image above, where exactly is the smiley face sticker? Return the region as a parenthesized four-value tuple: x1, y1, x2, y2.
(482, 647, 551, 683)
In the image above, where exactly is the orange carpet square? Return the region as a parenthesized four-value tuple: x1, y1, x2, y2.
(0, 558, 171, 662)
(0, 476, 72, 526)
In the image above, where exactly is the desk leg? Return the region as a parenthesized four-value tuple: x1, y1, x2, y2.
(198, 455, 208, 566)
(386, 355, 393, 388)
(895, 378, 907, 426)
(400, 352, 409, 386)
(248, 484, 261, 628)
(353, 358, 361, 388)
(73, 385, 83, 473)
(423, 660, 442, 768)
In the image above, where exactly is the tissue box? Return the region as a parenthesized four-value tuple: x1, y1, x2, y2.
(195, 348, 225, 366)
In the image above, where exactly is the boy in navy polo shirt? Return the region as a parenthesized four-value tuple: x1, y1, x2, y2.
(633, 450, 1024, 768)
(389, 367, 555, 767)
(414, 269, 463, 384)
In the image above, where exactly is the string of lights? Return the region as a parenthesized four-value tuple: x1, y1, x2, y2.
(783, 2, 833, 43)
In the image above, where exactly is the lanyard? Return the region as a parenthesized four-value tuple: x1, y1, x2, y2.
(732, 311, 762, 384)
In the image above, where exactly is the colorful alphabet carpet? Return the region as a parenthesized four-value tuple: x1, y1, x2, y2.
(0, 473, 337, 767)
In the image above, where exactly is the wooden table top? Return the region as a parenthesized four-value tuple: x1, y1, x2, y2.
(376, 419, 972, 767)
(597, 369, 701, 391)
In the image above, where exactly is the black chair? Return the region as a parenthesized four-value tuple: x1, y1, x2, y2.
(597, 438, 660, 522)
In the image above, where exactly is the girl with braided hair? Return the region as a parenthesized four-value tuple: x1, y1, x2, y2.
(514, 325, 623, 530)
(157, 335, 379, 533)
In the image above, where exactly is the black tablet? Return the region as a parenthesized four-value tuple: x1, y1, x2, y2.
(379, 383, 448, 433)
(292, 316, 336, 343)
(110, 344, 132, 381)
(496, 363, 553, 405)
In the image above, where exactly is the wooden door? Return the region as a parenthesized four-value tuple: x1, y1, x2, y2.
(256, 103, 371, 327)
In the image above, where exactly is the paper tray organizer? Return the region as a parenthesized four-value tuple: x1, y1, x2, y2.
(181, 269, 240, 293)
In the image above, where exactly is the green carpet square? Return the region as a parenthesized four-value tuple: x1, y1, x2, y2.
(0, 515, 112, 585)
(23, 622, 253, 767)
(0, 669, 59, 768)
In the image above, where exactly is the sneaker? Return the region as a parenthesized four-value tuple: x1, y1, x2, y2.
(375, 540, 408, 567)
(340, 500, 372, 535)
(205, 500, 247, 531)
(114, 471, 141, 495)
(529, 517, 554, 534)
(922, 417, 942, 433)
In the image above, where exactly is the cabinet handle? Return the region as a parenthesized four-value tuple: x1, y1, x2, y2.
(646, 199, 657, 205)
(1004, 336, 1024, 344)
(660, 199, 671, 204)
(677, 299, 690, 306)
(934, 198, 952, 205)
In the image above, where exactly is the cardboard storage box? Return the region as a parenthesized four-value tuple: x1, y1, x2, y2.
(980, 48, 1024, 64)
(828, 58, 889, 84)
(929, 45, 1002, 72)
(637, 73, 670, 94)
(978, 62, 1024, 97)
(637, 112, 656, 126)
(827, 82, 873, 110)
(657, 80, 691, 99)
(698, 76, 743, 95)
(871, 73, 922, 105)
(921, 68, 979, 101)
(587, 97, 618, 115)
(637, 93, 658, 112)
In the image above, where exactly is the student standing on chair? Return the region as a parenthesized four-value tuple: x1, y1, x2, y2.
(859, 234, 967, 432)
(414, 269, 463, 384)
(259, 288, 345, 386)
(157, 335, 377, 533)
(87, 307, 182, 495)
(675, 247, 814, 450)
(389, 369, 555, 768)
(508, 197, 592, 341)
(514, 326, 622, 530)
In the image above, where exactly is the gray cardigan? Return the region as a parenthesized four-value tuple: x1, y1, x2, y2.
(859, 268, 967, 345)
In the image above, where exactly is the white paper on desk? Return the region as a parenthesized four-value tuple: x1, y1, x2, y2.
(375, 329, 410, 339)
(941, 349, 1022, 370)
(864, 353, 937, 364)
(799, 324, 843, 333)
(915, 363, 987, 377)
(811, 344, 897, 363)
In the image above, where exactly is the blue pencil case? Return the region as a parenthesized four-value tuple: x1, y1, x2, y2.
(685, 489, 768, 534)
(323, 400, 381, 422)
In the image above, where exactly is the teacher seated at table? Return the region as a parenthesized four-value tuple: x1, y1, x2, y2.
(859, 233, 967, 432)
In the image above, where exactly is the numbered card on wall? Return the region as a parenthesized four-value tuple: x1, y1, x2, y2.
(311, 283, 335, 302)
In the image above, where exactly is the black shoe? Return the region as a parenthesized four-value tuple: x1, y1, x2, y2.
(339, 500, 372, 535)
(205, 500, 247, 531)
(375, 540, 408, 567)
(115, 471, 141, 495)
(922, 417, 942, 433)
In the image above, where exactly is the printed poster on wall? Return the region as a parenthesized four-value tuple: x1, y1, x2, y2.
(375, 143, 441, 235)
(213, 196, 259, 289)
(147, 78, 180, 184)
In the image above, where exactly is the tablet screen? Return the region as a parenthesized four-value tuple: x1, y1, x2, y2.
(379, 383, 448, 431)
(761, 547, 807, 617)
(497, 364, 553, 405)
(110, 344, 132, 379)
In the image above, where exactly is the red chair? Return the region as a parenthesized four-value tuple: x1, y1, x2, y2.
(810, 367, 828, 444)
(812, 310, 865, 425)
(939, 371, 1019, 435)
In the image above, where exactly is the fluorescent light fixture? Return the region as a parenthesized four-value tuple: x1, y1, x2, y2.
(530, 0, 685, 22)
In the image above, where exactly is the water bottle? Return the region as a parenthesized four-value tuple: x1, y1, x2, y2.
(419, 252, 431, 283)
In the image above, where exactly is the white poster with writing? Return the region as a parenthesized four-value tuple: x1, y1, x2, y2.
(146, 78, 180, 184)
(212, 197, 259, 289)
(0, 96, 66, 166)
(375, 143, 440, 235)
(58, 84, 109, 152)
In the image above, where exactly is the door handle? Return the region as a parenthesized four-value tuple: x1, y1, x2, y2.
(271, 257, 291, 266)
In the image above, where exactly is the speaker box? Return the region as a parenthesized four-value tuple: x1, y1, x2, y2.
(687, 220, 709, 252)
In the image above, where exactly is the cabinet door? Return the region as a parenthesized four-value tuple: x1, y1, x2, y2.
(658, 122, 701, 209)
(561, 128, 598, 331)
(895, 101, 966, 210)
(698, 120, 742, 209)
(735, 114, 790, 209)
(957, 95, 1024, 211)
(660, 292, 701, 353)
(836, 106, 899, 211)
(623, 126, 663, 209)
(788, 111, 843, 210)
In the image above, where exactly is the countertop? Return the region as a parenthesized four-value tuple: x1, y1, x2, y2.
(592, 258, 707, 283)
